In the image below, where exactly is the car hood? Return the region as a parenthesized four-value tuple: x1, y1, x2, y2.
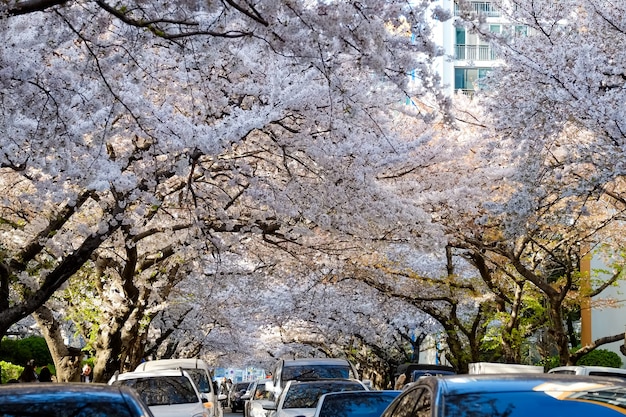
(277, 408, 315, 417)
(149, 403, 205, 417)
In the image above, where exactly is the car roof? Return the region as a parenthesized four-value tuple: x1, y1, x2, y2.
(320, 390, 401, 398)
(111, 368, 192, 381)
(135, 358, 210, 371)
(413, 373, 626, 396)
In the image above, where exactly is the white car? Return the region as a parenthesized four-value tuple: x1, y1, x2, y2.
(266, 379, 368, 417)
(109, 368, 209, 417)
(135, 358, 221, 417)
(245, 379, 275, 417)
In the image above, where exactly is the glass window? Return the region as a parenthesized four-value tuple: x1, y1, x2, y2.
(443, 390, 626, 417)
(317, 392, 401, 417)
(385, 388, 423, 417)
(282, 365, 351, 381)
(0, 399, 136, 417)
(282, 382, 365, 409)
(114, 376, 198, 406)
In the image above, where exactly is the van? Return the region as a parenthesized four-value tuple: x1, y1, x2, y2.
(468, 362, 544, 374)
(548, 365, 626, 380)
(135, 358, 221, 417)
(265, 358, 359, 395)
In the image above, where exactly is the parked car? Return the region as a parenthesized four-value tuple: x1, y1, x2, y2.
(379, 373, 626, 417)
(313, 390, 401, 417)
(135, 358, 221, 417)
(266, 378, 368, 417)
(109, 368, 209, 417)
(0, 382, 154, 417)
(266, 358, 359, 396)
(245, 379, 275, 417)
(229, 381, 254, 413)
(548, 365, 626, 380)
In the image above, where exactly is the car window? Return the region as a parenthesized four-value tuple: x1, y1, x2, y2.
(253, 382, 274, 400)
(443, 390, 626, 417)
(185, 368, 212, 392)
(114, 375, 199, 405)
(0, 400, 138, 417)
(381, 387, 424, 417)
(282, 365, 351, 381)
(317, 392, 401, 417)
(283, 382, 365, 409)
(588, 372, 626, 380)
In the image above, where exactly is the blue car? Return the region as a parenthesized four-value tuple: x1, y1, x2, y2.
(380, 373, 626, 417)
(313, 390, 401, 417)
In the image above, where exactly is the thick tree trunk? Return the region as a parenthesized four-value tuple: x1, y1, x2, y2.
(32, 306, 83, 382)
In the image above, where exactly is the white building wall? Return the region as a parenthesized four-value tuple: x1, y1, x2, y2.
(590, 256, 626, 366)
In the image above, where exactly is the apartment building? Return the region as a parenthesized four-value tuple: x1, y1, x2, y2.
(429, 0, 523, 96)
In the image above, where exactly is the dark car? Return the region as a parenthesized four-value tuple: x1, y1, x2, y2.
(380, 373, 626, 417)
(230, 381, 253, 413)
(313, 390, 401, 417)
(0, 382, 154, 417)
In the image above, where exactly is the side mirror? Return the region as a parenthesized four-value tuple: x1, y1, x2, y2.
(263, 402, 277, 411)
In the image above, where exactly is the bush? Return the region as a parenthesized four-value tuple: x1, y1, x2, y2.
(0, 361, 23, 384)
(576, 349, 623, 368)
(0, 336, 53, 366)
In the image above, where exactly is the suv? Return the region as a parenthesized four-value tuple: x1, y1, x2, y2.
(266, 358, 359, 395)
(135, 358, 221, 417)
(109, 368, 209, 417)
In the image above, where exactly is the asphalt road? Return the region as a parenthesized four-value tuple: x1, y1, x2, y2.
(223, 408, 243, 417)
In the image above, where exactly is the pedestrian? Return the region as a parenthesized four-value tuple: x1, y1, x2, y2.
(38, 366, 53, 382)
(18, 364, 38, 383)
(80, 364, 93, 383)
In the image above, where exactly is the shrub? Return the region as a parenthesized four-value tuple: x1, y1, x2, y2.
(0, 336, 53, 366)
(0, 361, 23, 384)
(576, 349, 623, 368)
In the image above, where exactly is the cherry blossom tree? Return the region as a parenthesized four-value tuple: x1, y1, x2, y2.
(1, 0, 452, 380)
(449, 0, 626, 365)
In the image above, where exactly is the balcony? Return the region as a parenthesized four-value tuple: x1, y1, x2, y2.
(455, 44, 497, 61)
(454, 1, 501, 18)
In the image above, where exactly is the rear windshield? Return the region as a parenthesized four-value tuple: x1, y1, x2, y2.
(318, 392, 401, 417)
(444, 389, 626, 417)
(113, 375, 198, 406)
(283, 365, 351, 381)
(283, 381, 365, 409)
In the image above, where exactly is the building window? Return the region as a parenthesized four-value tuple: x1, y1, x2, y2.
(454, 68, 491, 94)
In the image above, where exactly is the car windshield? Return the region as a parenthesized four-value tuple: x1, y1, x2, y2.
(317, 392, 401, 417)
(114, 375, 198, 406)
(282, 365, 351, 381)
(185, 369, 211, 392)
(234, 382, 251, 391)
(283, 382, 365, 409)
(444, 388, 626, 417)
